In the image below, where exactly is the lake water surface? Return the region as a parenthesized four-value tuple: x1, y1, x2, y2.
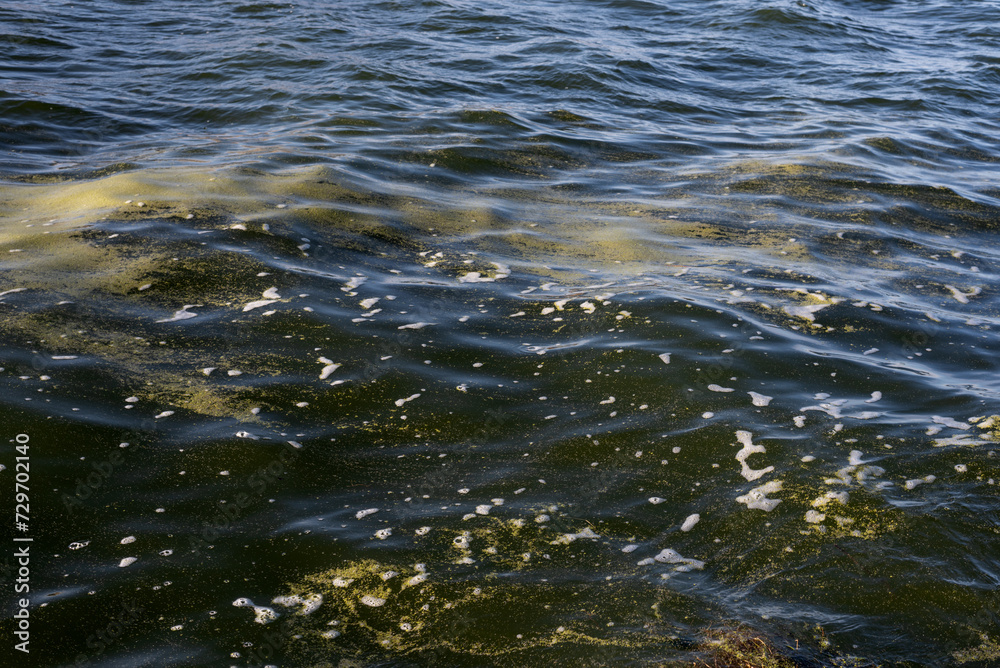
(2, 1, 1000, 666)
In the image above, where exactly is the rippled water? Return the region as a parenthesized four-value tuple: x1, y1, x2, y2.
(2, 1, 1000, 667)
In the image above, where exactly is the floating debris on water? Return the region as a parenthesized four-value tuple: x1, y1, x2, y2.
(735, 430, 774, 482)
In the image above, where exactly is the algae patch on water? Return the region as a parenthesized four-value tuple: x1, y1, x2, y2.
(954, 633, 1000, 665)
(0, 170, 329, 421)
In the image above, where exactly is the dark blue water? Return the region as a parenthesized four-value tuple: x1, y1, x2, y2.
(4, 0, 1000, 182)
(2, 1, 1000, 667)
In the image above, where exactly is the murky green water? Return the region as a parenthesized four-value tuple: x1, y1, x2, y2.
(3, 1, 1000, 666)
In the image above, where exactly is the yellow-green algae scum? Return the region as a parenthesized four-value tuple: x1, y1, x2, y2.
(3, 159, 993, 341)
(0, 161, 818, 423)
(1, 168, 286, 421)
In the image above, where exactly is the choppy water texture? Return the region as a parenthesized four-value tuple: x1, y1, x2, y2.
(2, 1, 1000, 667)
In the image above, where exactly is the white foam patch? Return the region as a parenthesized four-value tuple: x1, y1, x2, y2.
(118, 557, 137, 568)
(658, 352, 671, 364)
(748, 391, 772, 406)
(904, 475, 936, 490)
(244, 287, 282, 312)
(156, 304, 200, 323)
(355, 508, 379, 520)
(784, 303, 829, 321)
(735, 430, 774, 481)
(405, 573, 429, 588)
(811, 491, 849, 507)
(243, 299, 278, 312)
(800, 400, 848, 418)
(272, 593, 323, 615)
(331, 577, 354, 588)
(932, 415, 970, 431)
(708, 384, 735, 393)
(253, 606, 278, 624)
(551, 527, 600, 545)
(398, 322, 433, 330)
(804, 510, 826, 523)
(344, 277, 366, 291)
(944, 285, 980, 303)
(736, 480, 783, 511)
(680, 514, 700, 532)
(360, 297, 379, 309)
(394, 393, 421, 407)
(318, 357, 341, 380)
(648, 497, 665, 505)
(361, 595, 386, 607)
(933, 435, 979, 447)
(865, 391, 882, 403)
(653, 548, 705, 571)
(825, 452, 886, 486)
